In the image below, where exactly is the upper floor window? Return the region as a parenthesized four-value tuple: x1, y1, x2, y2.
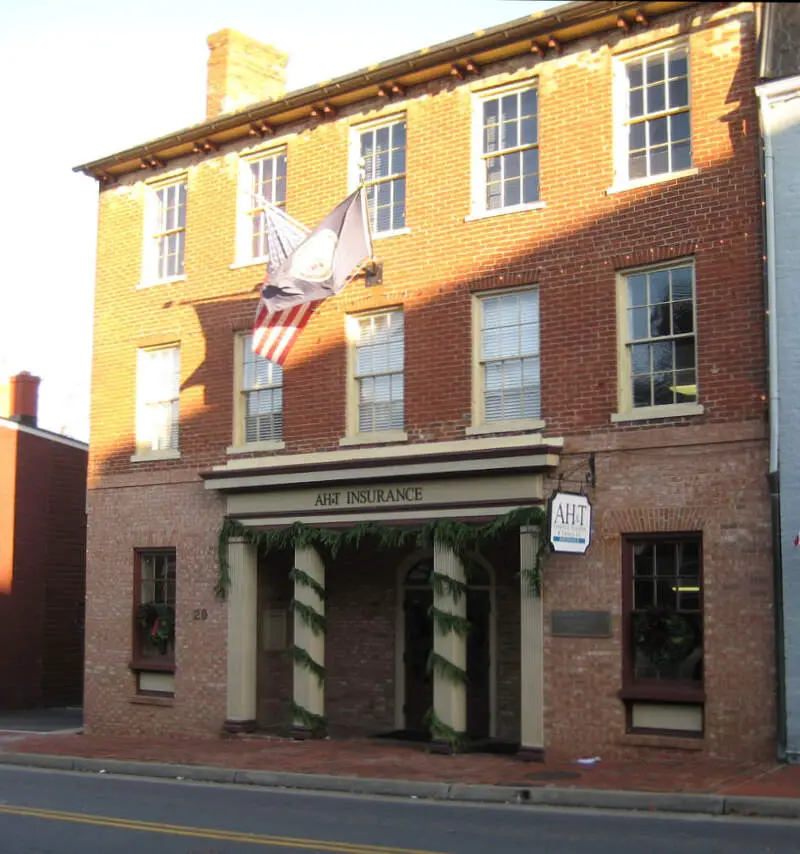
(622, 45, 690, 182)
(135, 345, 180, 454)
(473, 83, 539, 215)
(242, 149, 287, 262)
(474, 289, 541, 425)
(146, 179, 186, 283)
(348, 310, 405, 435)
(358, 118, 406, 234)
(619, 262, 696, 413)
(239, 333, 283, 444)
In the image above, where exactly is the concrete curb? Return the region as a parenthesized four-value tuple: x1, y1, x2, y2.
(0, 751, 790, 819)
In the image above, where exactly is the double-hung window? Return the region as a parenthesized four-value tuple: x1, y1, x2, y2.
(473, 83, 539, 215)
(621, 45, 691, 182)
(358, 118, 406, 234)
(348, 310, 405, 435)
(240, 333, 283, 443)
(146, 179, 186, 283)
(618, 262, 697, 414)
(242, 149, 287, 262)
(474, 289, 541, 426)
(135, 345, 180, 455)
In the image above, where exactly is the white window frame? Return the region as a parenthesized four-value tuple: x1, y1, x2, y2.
(612, 259, 704, 423)
(341, 309, 407, 446)
(141, 174, 188, 287)
(227, 333, 286, 455)
(133, 344, 181, 460)
(235, 147, 288, 266)
(610, 39, 695, 193)
(349, 115, 409, 239)
(468, 80, 544, 221)
(468, 287, 545, 435)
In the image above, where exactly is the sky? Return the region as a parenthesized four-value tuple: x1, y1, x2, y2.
(0, 0, 558, 442)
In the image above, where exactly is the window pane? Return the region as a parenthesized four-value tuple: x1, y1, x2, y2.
(629, 150, 647, 179)
(649, 145, 669, 175)
(629, 89, 644, 118)
(670, 111, 690, 142)
(672, 140, 692, 172)
(628, 307, 649, 341)
(650, 116, 668, 146)
(669, 78, 689, 110)
(646, 54, 665, 84)
(672, 301, 694, 335)
(627, 61, 644, 89)
(668, 49, 688, 80)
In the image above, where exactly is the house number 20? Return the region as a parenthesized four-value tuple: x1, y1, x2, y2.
(192, 608, 209, 621)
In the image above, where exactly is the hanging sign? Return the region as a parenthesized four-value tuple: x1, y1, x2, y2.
(548, 491, 592, 554)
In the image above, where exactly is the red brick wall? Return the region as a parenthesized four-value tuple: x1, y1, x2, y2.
(87, 4, 763, 481)
(0, 425, 87, 709)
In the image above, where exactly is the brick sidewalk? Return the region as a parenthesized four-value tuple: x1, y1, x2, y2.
(1, 730, 799, 799)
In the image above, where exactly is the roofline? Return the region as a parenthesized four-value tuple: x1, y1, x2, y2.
(74, 1, 700, 180)
(0, 417, 89, 452)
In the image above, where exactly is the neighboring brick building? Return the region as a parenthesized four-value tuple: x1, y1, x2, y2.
(0, 372, 88, 709)
(76, 1, 775, 761)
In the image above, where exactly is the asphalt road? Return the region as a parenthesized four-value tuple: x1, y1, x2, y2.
(0, 765, 799, 853)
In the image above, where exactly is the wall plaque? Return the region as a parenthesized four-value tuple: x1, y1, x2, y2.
(551, 610, 612, 638)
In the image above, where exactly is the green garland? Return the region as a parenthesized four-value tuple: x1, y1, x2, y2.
(429, 606, 472, 637)
(291, 645, 325, 685)
(290, 599, 327, 636)
(430, 572, 468, 601)
(425, 707, 469, 751)
(217, 506, 548, 743)
(289, 567, 326, 600)
(427, 650, 468, 685)
(216, 506, 547, 600)
(290, 700, 326, 735)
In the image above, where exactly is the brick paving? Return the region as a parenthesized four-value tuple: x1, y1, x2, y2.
(2, 729, 800, 799)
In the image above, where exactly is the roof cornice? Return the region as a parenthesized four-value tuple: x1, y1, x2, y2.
(74, 1, 699, 181)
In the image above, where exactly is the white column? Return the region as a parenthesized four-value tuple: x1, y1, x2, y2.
(432, 540, 467, 739)
(292, 545, 325, 734)
(225, 536, 258, 731)
(519, 525, 545, 759)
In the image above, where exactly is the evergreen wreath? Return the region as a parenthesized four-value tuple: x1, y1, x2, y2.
(216, 506, 548, 744)
(137, 602, 175, 653)
(633, 607, 696, 666)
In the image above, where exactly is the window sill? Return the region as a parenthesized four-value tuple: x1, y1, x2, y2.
(130, 695, 174, 707)
(226, 441, 285, 455)
(230, 257, 268, 271)
(619, 684, 705, 703)
(130, 659, 175, 673)
(137, 275, 187, 289)
(611, 403, 704, 424)
(606, 168, 699, 196)
(464, 201, 546, 222)
(130, 449, 181, 462)
(620, 732, 703, 751)
(466, 419, 545, 436)
(339, 430, 408, 447)
(372, 227, 411, 240)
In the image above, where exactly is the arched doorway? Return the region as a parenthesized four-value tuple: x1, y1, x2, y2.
(397, 553, 495, 739)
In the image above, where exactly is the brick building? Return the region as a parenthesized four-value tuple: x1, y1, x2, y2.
(0, 372, 88, 709)
(76, 1, 775, 760)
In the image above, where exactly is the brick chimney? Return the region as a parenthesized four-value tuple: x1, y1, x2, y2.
(8, 371, 40, 428)
(206, 29, 287, 119)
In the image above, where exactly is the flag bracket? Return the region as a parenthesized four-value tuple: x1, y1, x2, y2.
(364, 261, 383, 287)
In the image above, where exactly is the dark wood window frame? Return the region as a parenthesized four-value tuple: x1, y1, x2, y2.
(131, 548, 176, 676)
(620, 532, 705, 704)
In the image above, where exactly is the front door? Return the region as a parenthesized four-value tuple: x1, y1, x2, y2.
(403, 587, 433, 732)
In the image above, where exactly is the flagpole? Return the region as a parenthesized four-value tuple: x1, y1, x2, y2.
(250, 190, 311, 235)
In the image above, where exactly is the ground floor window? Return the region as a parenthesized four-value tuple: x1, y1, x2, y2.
(132, 549, 176, 695)
(622, 534, 703, 734)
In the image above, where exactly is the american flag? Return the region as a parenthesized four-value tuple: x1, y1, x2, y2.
(252, 188, 372, 366)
